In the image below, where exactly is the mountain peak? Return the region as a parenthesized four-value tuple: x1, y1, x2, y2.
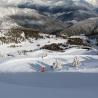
(86, 0, 98, 6)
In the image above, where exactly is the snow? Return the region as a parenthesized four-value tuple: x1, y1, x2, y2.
(0, 72, 98, 98)
(0, 41, 98, 97)
(0, 34, 98, 98)
(64, 47, 97, 55)
(0, 0, 97, 97)
(0, 24, 97, 98)
(0, 35, 97, 73)
(70, 35, 88, 40)
(0, 0, 96, 33)
(0, 55, 98, 73)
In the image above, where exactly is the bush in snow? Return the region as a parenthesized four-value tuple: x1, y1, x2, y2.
(0, 27, 44, 44)
(41, 43, 65, 52)
(51, 59, 63, 70)
(72, 57, 80, 68)
(67, 35, 90, 46)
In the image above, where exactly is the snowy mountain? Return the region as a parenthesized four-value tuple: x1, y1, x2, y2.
(62, 17, 98, 36)
(0, 0, 97, 34)
(0, 1, 98, 97)
(85, 0, 98, 6)
(0, 0, 97, 6)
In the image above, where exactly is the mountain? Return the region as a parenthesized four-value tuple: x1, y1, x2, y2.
(62, 17, 98, 36)
(0, 0, 98, 34)
(85, 0, 98, 6)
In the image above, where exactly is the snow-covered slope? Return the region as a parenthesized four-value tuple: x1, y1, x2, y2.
(0, 55, 98, 73)
(0, 72, 98, 98)
(0, 1, 98, 98)
(0, 35, 97, 73)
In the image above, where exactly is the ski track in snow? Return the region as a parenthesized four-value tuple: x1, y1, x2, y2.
(0, 54, 98, 73)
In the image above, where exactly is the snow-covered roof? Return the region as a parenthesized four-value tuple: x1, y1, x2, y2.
(70, 35, 88, 40)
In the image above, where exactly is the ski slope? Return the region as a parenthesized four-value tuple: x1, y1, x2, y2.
(0, 35, 97, 98)
(0, 72, 98, 98)
(0, 54, 98, 73)
(0, 36, 98, 73)
(0, 47, 98, 98)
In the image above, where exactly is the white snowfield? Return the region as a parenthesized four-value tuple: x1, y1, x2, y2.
(0, 35, 98, 98)
(0, 37, 98, 73)
(0, 55, 98, 73)
(0, 72, 98, 98)
(0, 44, 98, 98)
(0, 0, 97, 97)
(0, 43, 98, 97)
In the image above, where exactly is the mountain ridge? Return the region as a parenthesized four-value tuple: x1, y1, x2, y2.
(0, 0, 98, 35)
